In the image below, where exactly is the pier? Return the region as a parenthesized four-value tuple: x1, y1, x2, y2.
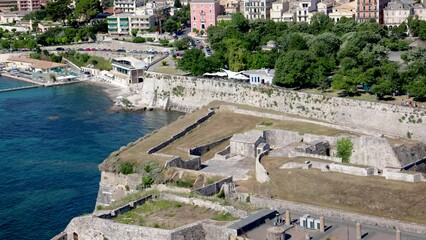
(0, 85, 41, 93)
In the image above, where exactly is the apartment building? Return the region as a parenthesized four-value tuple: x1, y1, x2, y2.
(0, 0, 17, 12)
(190, 0, 221, 32)
(270, 0, 289, 21)
(383, 0, 411, 26)
(114, 0, 144, 13)
(296, 0, 312, 22)
(243, 0, 273, 20)
(17, 0, 40, 11)
(329, 1, 356, 22)
(356, 0, 390, 23)
(107, 13, 155, 34)
(413, 4, 426, 20)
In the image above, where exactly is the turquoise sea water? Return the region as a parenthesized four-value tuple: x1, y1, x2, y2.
(0, 77, 182, 240)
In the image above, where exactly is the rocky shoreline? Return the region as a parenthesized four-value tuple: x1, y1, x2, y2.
(85, 79, 152, 113)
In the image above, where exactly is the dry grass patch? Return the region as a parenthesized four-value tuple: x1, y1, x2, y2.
(100, 107, 209, 172)
(158, 111, 265, 159)
(237, 156, 426, 224)
(114, 199, 234, 229)
(159, 110, 348, 160)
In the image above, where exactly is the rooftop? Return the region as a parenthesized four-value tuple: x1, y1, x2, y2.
(112, 56, 146, 69)
(7, 57, 67, 70)
(333, 1, 356, 10)
(228, 209, 277, 230)
(230, 130, 265, 144)
(242, 69, 275, 77)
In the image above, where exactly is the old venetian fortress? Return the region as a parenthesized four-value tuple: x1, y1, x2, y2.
(54, 72, 426, 240)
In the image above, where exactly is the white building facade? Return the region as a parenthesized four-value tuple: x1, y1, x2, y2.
(243, 0, 273, 20)
(270, 0, 289, 21)
(383, 0, 411, 27)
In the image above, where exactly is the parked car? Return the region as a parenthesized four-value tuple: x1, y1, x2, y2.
(117, 49, 126, 52)
(77, 48, 84, 51)
(56, 47, 65, 51)
(199, 45, 204, 49)
(84, 48, 91, 51)
(91, 48, 97, 51)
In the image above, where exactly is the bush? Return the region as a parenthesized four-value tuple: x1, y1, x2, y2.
(260, 121, 273, 126)
(146, 37, 154, 42)
(336, 138, 353, 163)
(29, 52, 41, 59)
(175, 179, 193, 188)
(119, 162, 134, 174)
(211, 212, 238, 221)
(161, 60, 168, 66)
(159, 39, 169, 46)
(133, 37, 145, 43)
(142, 175, 154, 188)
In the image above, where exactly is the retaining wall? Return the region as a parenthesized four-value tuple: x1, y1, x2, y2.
(96, 195, 153, 220)
(147, 110, 215, 154)
(328, 164, 375, 176)
(141, 72, 426, 142)
(193, 176, 233, 196)
(214, 146, 231, 160)
(383, 169, 423, 182)
(164, 156, 201, 170)
(64, 216, 172, 240)
(96, 171, 143, 206)
(160, 193, 247, 218)
(264, 129, 302, 148)
(255, 150, 270, 183)
(189, 136, 232, 156)
(249, 196, 426, 235)
(288, 151, 343, 163)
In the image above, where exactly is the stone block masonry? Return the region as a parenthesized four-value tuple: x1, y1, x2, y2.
(189, 136, 232, 156)
(193, 176, 233, 196)
(256, 150, 270, 183)
(140, 72, 426, 143)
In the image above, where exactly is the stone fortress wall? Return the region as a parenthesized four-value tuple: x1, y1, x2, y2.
(140, 72, 426, 143)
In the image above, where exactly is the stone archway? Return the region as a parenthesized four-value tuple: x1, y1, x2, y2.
(73, 232, 78, 240)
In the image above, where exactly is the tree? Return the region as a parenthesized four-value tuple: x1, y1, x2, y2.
(75, 0, 102, 22)
(309, 32, 341, 58)
(336, 138, 353, 163)
(131, 29, 138, 37)
(163, 18, 179, 34)
(273, 50, 323, 88)
(177, 48, 221, 75)
(280, 33, 308, 51)
(357, 44, 389, 69)
(45, 0, 72, 24)
(173, 38, 189, 50)
(332, 17, 357, 35)
(309, 13, 334, 34)
(331, 68, 363, 95)
(231, 13, 249, 33)
(401, 46, 426, 63)
(174, 0, 182, 8)
(406, 76, 426, 100)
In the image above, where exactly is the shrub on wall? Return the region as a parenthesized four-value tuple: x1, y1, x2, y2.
(336, 138, 353, 163)
(119, 162, 134, 175)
